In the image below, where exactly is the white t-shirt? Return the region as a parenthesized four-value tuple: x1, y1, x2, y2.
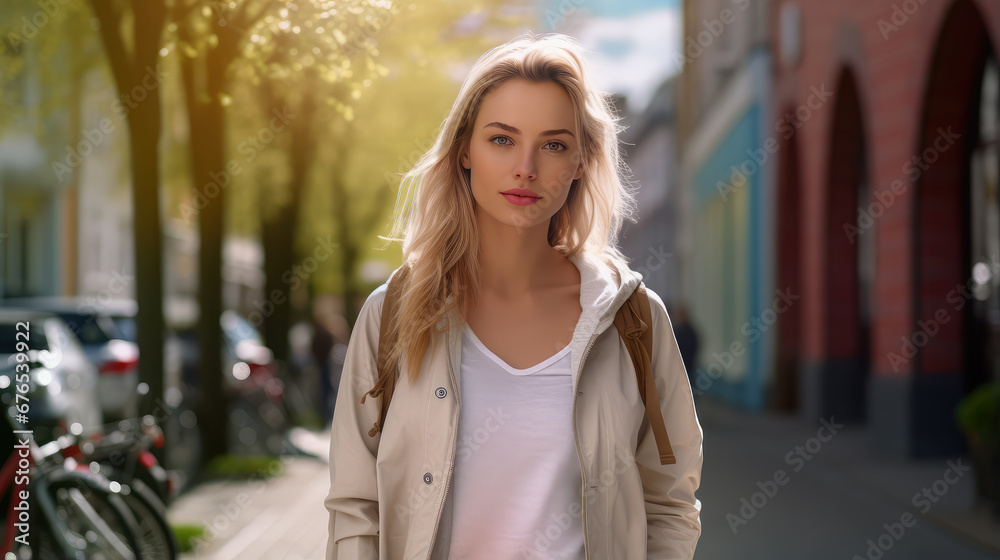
(443, 323, 585, 560)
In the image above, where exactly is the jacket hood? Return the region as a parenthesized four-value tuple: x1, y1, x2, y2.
(565, 250, 642, 384)
(439, 250, 642, 397)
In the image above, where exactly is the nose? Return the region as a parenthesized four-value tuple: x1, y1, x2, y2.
(513, 150, 537, 181)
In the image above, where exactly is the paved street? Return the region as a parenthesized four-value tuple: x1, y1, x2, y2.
(693, 397, 1000, 560)
(167, 399, 1000, 559)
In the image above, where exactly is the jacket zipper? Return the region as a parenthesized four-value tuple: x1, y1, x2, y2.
(573, 331, 600, 560)
(426, 344, 461, 559)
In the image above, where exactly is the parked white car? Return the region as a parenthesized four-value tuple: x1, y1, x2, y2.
(1, 298, 139, 420)
(0, 309, 103, 440)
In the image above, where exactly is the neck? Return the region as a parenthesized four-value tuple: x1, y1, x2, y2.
(474, 206, 564, 298)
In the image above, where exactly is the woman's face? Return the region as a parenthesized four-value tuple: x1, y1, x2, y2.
(461, 78, 584, 230)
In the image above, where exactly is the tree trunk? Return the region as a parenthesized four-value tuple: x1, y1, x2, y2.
(179, 64, 229, 463)
(87, 0, 167, 461)
(259, 75, 315, 364)
(129, 89, 166, 434)
(176, 5, 249, 464)
(260, 201, 296, 363)
(330, 127, 392, 330)
(194, 104, 227, 464)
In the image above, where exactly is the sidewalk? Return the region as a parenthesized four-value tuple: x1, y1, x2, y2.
(166, 399, 1000, 559)
(166, 428, 332, 560)
(692, 396, 1000, 559)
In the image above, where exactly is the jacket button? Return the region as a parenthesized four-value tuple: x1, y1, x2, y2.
(423, 472, 433, 484)
(435, 387, 447, 399)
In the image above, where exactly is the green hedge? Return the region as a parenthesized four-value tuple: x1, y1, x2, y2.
(956, 382, 1000, 454)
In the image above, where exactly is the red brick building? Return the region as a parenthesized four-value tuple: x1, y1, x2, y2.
(771, 0, 1000, 457)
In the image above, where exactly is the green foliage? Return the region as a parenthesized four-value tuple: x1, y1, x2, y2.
(170, 523, 208, 553)
(294, 408, 324, 430)
(0, 0, 104, 136)
(206, 453, 285, 478)
(956, 382, 1000, 454)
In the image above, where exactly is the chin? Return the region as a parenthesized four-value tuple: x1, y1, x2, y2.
(489, 198, 559, 229)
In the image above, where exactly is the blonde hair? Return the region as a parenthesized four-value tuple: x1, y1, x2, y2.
(379, 30, 638, 383)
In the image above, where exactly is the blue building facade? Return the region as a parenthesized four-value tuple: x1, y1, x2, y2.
(683, 50, 775, 411)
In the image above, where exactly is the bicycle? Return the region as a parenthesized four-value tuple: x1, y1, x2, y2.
(0, 407, 143, 559)
(1, 361, 180, 559)
(72, 415, 179, 560)
(85, 415, 172, 507)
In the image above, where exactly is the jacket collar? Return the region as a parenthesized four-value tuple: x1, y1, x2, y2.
(441, 250, 642, 397)
(565, 250, 642, 386)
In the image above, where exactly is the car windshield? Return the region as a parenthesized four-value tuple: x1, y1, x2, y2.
(0, 323, 49, 354)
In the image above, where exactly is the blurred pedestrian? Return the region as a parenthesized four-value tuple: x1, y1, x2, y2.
(327, 314, 349, 420)
(671, 302, 700, 395)
(311, 310, 335, 425)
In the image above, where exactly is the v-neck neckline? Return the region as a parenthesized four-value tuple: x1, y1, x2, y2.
(462, 323, 572, 376)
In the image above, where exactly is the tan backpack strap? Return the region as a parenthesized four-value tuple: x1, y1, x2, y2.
(360, 262, 411, 438)
(614, 282, 676, 465)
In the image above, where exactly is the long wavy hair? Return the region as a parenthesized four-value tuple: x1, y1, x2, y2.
(378, 30, 639, 383)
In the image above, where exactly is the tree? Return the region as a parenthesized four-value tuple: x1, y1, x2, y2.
(170, 0, 389, 460)
(86, 0, 169, 429)
(171, 0, 273, 463)
(242, 1, 393, 363)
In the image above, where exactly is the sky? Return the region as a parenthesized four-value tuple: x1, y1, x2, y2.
(536, 0, 682, 113)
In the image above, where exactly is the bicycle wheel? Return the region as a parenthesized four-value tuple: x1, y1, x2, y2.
(119, 477, 179, 560)
(31, 472, 143, 560)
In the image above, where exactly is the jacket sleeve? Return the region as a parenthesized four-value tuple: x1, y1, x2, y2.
(325, 284, 388, 560)
(635, 288, 704, 559)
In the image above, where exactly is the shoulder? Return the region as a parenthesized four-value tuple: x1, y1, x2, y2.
(349, 280, 389, 348)
(642, 284, 672, 326)
(640, 284, 685, 354)
(352, 263, 411, 339)
(361, 281, 389, 316)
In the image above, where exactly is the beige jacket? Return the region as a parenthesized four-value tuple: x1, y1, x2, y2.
(325, 250, 703, 559)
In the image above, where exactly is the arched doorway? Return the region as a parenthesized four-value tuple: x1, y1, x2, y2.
(771, 119, 802, 413)
(805, 68, 871, 424)
(912, 0, 996, 456)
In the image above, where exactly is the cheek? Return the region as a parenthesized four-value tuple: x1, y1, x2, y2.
(539, 158, 578, 188)
(469, 158, 496, 187)
(469, 145, 500, 178)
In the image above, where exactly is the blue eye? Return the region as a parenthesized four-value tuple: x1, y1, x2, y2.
(490, 136, 513, 146)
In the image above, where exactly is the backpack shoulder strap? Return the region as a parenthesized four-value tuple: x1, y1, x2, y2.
(359, 262, 411, 438)
(614, 282, 676, 465)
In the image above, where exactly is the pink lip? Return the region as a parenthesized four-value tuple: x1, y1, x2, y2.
(502, 193, 540, 206)
(501, 188, 540, 198)
(501, 188, 541, 206)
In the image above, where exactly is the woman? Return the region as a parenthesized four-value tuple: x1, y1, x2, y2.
(325, 31, 703, 559)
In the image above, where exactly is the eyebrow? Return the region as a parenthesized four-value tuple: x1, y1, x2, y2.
(483, 121, 575, 138)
